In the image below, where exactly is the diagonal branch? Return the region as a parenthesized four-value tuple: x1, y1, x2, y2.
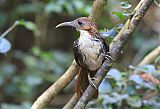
(110, 0, 144, 49)
(138, 45, 160, 66)
(74, 0, 154, 108)
(89, 0, 107, 23)
(63, 93, 79, 109)
(31, 60, 79, 109)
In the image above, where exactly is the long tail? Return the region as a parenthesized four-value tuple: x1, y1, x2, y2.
(75, 67, 98, 99)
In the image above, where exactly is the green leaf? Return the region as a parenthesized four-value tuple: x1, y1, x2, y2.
(64, 2, 74, 15)
(140, 64, 156, 74)
(129, 75, 143, 84)
(73, 0, 84, 10)
(24, 21, 36, 31)
(112, 11, 125, 19)
(31, 47, 41, 56)
(155, 55, 160, 63)
(45, 2, 62, 13)
(16, 20, 38, 33)
(102, 93, 128, 104)
(127, 96, 142, 108)
(120, 1, 132, 9)
(99, 80, 112, 93)
(15, 3, 36, 15)
(107, 69, 122, 81)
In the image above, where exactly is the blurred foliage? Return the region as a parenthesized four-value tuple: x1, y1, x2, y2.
(0, 20, 38, 54)
(44, 0, 92, 15)
(112, 1, 133, 20)
(88, 58, 160, 109)
(0, 0, 160, 109)
(0, 48, 72, 109)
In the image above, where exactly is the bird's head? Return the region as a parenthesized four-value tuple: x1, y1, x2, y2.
(56, 17, 99, 37)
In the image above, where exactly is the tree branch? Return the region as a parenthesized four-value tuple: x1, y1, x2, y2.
(74, 0, 154, 108)
(62, 0, 108, 108)
(138, 45, 160, 66)
(31, 60, 79, 109)
(134, 45, 160, 84)
(63, 93, 79, 109)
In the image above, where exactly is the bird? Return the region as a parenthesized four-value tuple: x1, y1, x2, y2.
(56, 17, 110, 99)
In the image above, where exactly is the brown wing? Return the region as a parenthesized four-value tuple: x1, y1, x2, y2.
(98, 37, 109, 54)
(76, 67, 98, 99)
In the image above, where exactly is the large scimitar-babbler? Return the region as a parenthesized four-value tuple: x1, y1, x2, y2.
(56, 17, 111, 99)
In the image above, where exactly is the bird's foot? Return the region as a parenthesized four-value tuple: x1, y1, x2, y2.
(104, 52, 113, 61)
(88, 74, 97, 89)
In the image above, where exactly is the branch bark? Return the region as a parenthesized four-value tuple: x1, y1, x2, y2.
(74, 0, 154, 108)
(31, 60, 79, 109)
(63, 93, 79, 109)
(138, 45, 160, 66)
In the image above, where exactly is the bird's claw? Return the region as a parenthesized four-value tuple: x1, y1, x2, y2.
(88, 74, 97, 89)
(104, 52, 113, 61)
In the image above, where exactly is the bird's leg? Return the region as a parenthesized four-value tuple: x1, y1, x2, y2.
(102, 52, 113, 61)
(105, 52, 113, 60)
(88, 73, 97, 89)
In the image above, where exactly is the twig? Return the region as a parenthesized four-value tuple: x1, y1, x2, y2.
(31, 60, 79, 109)
(133, 46, 160, 85)
(74, 0, 154, 108)
(63, 93, 79, 109)
(154, 0, 160, 7)
(138, 45, 160, 66)
(0, 21, 18, 39)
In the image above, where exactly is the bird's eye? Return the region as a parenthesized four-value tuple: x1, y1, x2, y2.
(78, 21, 83, 25)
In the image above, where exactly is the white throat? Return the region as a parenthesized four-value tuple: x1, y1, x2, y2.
(79, 30, 92, 38)
(78, 30, 104, 71)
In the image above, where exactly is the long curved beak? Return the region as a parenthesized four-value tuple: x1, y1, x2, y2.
(55, 21, 74, 28)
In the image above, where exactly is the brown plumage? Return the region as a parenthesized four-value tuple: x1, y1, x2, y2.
(75, 68, 98, 98)
(56, 17, 109, 99)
